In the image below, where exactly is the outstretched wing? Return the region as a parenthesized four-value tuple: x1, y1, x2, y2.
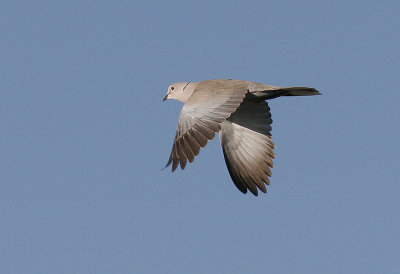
(219, 99, 275, 196)
(166, 80, 249, 171)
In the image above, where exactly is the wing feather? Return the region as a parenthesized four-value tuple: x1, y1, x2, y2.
(165, 80, 248, 170)
(219, 100, 275, 195)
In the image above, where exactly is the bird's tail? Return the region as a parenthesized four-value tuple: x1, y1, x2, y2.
(279, 87, 321, 96)
(250, 86, 321, 100)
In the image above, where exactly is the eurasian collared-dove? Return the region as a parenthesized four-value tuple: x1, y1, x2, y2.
(163, 79, 320, 196)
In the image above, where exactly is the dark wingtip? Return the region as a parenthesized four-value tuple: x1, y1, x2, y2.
(222, 147, 251, 195)
(162, 154, 174, 172)
(161, 163, 170, 171)
(248, 187, 259, 196)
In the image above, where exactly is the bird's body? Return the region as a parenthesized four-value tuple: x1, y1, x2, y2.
(163, 79, 320, 196)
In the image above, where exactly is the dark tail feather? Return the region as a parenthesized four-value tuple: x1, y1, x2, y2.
(280, 87, 321, 96)
(250, 86, 321, 100)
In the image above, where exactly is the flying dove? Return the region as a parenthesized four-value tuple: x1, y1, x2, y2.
(163, 79, 320, 196)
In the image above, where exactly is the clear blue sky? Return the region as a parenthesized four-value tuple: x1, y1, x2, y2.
(1, 1, 399, 273)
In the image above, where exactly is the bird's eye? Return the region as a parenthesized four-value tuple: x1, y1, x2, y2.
(171, 87, 174, 90)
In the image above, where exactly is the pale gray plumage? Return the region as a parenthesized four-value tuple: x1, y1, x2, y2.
(163, 79, 320, 196)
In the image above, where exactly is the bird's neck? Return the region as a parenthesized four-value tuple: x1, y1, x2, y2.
(179, 82, 198, 103)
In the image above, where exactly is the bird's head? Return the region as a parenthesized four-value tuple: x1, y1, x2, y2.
(163, 82, 194, 103)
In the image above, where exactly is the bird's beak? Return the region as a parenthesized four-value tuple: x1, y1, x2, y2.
(162, 94, 168, 101)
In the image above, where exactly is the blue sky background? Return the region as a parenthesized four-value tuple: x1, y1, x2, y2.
(1, 1, 399, 273)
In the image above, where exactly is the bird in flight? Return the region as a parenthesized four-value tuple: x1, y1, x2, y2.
(163, 79, 320, 196)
